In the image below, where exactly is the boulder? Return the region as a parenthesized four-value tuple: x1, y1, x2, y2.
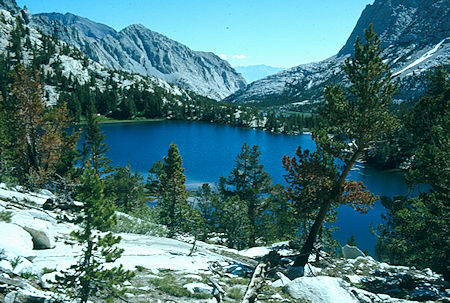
(40, 272, 57, 289)
(26, 209, 57, 223)
(0, 222, 34, 258)
(4, 292, 17, 303)
(284, 276, 359, 303)
(271, 272, 291, 288)
(10, 213, 55, 249)
(225, 264, 252, 277)
(12, 256, 38, 275)
(183, 282, 213, 294)
(342, 244, 365, 259)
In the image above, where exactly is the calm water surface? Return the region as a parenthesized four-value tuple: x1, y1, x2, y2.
(100, 120, 414, 254)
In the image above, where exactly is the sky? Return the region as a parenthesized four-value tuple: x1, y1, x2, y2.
(16, 0, 374, 68)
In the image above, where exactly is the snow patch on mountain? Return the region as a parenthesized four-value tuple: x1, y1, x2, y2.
(393, 37, 448, 76)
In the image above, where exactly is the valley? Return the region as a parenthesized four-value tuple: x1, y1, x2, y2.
(0, 0, 448, 302)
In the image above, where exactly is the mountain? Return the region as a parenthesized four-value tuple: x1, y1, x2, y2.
(0, 7, 205, 112)
(226, 0, 450, 109)
(30, 12, 246, 100)
(235, 65, 285, 83)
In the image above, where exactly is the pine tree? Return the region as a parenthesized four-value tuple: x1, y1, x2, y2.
(196, 183, 220, 240)
(287, 24, 398, 267)
(104, 164, 145, 213)
(219, 195, 251, 250)
(261, 184, 297, 243)
(156, 143, 188, 237)
(221, 143, 272, 247)
(8, 67, 78, 186)
(83, 100, 110, 174)
(56, 166, 134, 303)
(346, 234, 357, 246)
(376, 66, 450, 281)
(406, 65, 449, 191)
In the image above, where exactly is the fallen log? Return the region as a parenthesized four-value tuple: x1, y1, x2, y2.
(241, 263, 266, 303)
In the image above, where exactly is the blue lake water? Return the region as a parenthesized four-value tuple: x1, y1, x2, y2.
(100, 120, 415, 255)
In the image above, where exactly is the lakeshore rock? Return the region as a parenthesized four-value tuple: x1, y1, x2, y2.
(342, 244, 366, 259)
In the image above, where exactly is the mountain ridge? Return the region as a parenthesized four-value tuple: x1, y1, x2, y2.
(226, 0, 450, 108)
(22, 3, 246, 100)
(35, 12, 116, 39)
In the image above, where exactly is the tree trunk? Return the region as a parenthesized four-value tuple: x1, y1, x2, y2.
(293, 150, 362, 268)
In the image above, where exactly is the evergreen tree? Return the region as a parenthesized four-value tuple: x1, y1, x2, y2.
(218, 195, 251, 250)
(83, 101, 110, 174)
(196, 183, 221, 240)
(346, 234, 357, 246)
(287, 24, 397, 267)
(155, 143, 188, 237)
(56, 166, 134, 303)
(221, 143, 272, 247)
(261, 184, 297, 243)
(7, 67, 78, 186)
(406, 65, 449, 191)
(376, 66, 450, 280)
(104, 164, 146, 213)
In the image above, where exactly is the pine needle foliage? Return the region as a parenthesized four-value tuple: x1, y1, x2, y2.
(55, 166, 134, 303)
(285, 24, 398, 267)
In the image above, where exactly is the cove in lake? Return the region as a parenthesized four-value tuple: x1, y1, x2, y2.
(99, 120, 415, 255)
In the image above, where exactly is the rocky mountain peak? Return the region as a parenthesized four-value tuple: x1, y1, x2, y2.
(227, 0, 449, 106)
(338, 0, 450, 56)
(29, 11, 246, 100)
(0, 0, 19, 14)
(35, 12, 117, 39)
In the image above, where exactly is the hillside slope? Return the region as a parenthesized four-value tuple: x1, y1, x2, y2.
(0, 184, 448, 302)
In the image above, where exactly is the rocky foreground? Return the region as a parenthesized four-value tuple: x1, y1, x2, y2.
(0, 184, 448, 302)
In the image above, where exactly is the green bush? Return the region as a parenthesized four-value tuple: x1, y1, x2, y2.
(112, 207, 166, 236)
(0, 210, 12, 222)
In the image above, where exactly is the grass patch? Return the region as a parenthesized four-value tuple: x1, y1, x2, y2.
(148, 276, 191, 298)
(0, 210, 12, 222)
(227, 277, 250, 286)
(21, 272, 36, 279)
(147, 273, 213, 299)
(227, 287, 243, 300)
(112, 208, 166, 236)
(41, 267, 56, 274)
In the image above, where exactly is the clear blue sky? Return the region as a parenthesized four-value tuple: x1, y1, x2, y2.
(17, 0, 373, 68)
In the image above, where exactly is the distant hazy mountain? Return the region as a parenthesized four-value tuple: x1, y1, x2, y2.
(27, 11, 246, 100)
(234, 65, 285, 83)
(227, 0, 450, 108)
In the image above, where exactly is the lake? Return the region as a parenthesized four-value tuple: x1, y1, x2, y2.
(100, 120, 414, 255)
